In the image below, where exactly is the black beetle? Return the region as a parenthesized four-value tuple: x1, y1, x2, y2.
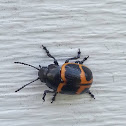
(15, 45, 95, 103)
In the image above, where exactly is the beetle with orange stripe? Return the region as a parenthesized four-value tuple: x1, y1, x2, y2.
(15, 45, 95, 103)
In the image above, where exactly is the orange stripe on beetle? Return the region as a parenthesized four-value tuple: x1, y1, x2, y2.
(61, 63, 67, 82)
(56, 64, 67, 93)
(76, 85, 91, 94)
(57, 82, 66, 93)
(76, 65, 93, 94)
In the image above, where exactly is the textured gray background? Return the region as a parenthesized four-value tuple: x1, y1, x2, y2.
(0, 0, 126, 126)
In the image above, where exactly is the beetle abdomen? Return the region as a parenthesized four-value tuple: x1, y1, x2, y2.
(60, 63, 93, 94)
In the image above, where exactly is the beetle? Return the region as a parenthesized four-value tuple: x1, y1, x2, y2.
(15, 45, 95, 103)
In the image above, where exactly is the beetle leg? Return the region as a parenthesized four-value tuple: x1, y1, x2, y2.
(75, 61, 81, 64)
(42, 45, 59, 65)
(65, 49, 81, 63)
(39, 65, 42, 69)
(42, 90, 55, 102)
(79, 56, 89, 64)
(87, 90, 95, 99)
(51, 92, 58, 103)
(50, 82, 66, 103)
(75, 56, 89, 64)
(57, 82, 66, 93)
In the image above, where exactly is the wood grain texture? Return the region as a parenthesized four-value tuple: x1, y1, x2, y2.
(0, 0, 126, 126)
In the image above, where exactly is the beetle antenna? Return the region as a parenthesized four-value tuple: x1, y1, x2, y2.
(14, 62, 39, 70)
(15, 77, 39, 92)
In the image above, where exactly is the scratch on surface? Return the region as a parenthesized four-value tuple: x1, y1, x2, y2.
(112, 74, 115, 83)
(104, 44, 109, 50)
